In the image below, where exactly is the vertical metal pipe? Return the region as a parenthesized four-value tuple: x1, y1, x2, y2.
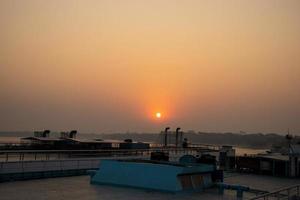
(164, 127, 170, 147)
(180, 132, 183, 147)
(176, 128, 181, 148)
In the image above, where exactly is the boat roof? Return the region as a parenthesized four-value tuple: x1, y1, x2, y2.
(64, 138, 112, 144)
(115, 159, 209, 167)
(21, 137, 62, 142)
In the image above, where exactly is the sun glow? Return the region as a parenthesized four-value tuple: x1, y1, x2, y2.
(156, 112, 161, 119)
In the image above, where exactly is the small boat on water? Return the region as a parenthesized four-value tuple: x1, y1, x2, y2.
(89, 154, 223, 192)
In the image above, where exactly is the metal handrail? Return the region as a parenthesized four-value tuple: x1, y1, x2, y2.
(0, 147, 206, 162)
(249, 185, 300, 200)
(0, 146, 216, 153)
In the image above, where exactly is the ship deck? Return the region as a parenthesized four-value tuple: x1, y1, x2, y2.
(1, 172, 300, 200)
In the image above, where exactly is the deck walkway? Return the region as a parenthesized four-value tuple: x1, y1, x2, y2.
(0, 147, 213, 182)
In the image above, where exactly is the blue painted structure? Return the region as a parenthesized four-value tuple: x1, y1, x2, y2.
(90, 159, 222, 192)
(217, 183, 250, 198)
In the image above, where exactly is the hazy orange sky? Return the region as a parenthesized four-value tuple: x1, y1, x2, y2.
(1, 0, 300, 134)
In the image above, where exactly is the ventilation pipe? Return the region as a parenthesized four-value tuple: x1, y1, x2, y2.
(164, 127, 170, 147)
(176, 127, 181, 148)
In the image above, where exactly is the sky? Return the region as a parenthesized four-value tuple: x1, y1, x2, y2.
(0, 0, 300, 134)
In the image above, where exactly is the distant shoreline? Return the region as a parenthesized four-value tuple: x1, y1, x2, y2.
(0, 131, 292, 149)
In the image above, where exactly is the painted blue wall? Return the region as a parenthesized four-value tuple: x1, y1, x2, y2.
(91, 160, 216, 192)
(91, 160, 183, 192)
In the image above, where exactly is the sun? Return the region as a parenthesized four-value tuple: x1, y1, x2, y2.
(155, 112, 161, 119)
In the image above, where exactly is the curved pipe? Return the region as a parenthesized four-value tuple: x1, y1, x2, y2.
(164, 127, 170, 147)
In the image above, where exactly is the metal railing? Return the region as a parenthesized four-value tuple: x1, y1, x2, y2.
(0, 147, 210, 162)
(0, 158, 101, 174)
(249, 185, 300, 200)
